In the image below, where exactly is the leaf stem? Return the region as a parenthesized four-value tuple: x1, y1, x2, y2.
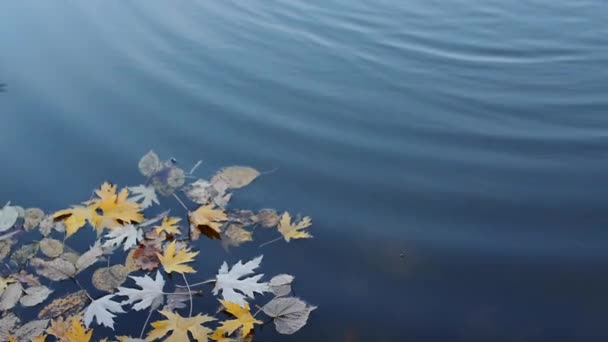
(139, 308, 154, 338)
(259, 236, 282, 248)
(172, 193, 189, 211)
(175, 279, 215, 288)
(182, 273, 193, 317)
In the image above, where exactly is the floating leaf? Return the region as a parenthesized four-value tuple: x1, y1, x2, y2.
(269, 274, 294, 298)
(46, 316, 70, 341)
(12, 319, 49, 341)
(0, 283, 23, 311)
(30, 258, 76, 281)
(189, 204, 228, 239)
(75, 241, 104, 273)
(16, 270, 41, 287)
(157, 241, 199, 274)
(0, 277, 15, 296)
(132, 241, 161, 272)
(153, 217, 181, 236)
(209, 329, 235, 342)
(24, 208, 45, 231)
(52, 205, 96, 238)
(277, 212, 312, 242)
(116, 272, 165, 311)
(87, 182, 144, 234)
(64, 315, 93, 342)
(0, 313, 19, 340)
(102, 225, 142, 251)
(20, 286, 53, 307)
(146, 310, 215, 342)
(218, 300, 261, 338)
(0, 203, 19, 232)
(163, 287, 191, 311)
(38, 216, 55, 236)
(212, 256, 271, 306)
(138, 150, 161, 177)
(262, 297, 316, 335)
(0, 240, 13, 262)
(92, 265, 128, 293)
(211, 166, 260, 189)
(256, 209, 279, 228)
(128, 185, 159, 209)
(39, 238, 64, 258)
(10, 241, 39, 266)
(38, 290, 90, 319)
(222, 224, 253, 249)
(83, 294, 125, 329)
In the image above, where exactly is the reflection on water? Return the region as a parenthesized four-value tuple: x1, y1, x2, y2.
(1, 0, 608, 340)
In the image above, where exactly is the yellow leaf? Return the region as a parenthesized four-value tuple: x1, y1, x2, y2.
(46, 316, 71, 341)
(32, 334, 47, 342)
(189, 204, 228, 234)
(218, 300, 262, 338)
(52, 206, 97, 238)
(64, 315, 92, 342)
(157, 241, 199, 274)
(277, 212, 312, 242)
(209, 328, 235, 342)
(87, 182, 144, 234)
(146, 310, 215, 342)
(8, 336, 16, 342)
(154, 217, 181, 236)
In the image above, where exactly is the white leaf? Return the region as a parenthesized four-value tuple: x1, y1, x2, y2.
(19, 285, 53, 307)
(129, 185, 159, 209)
(12, 319, 49, 341)
(0, 282, 22, 311)
(139, 150, 161, 177)
(211, 166, 260, 189)
(0, 313, 19, 340)
(116, 271, 165, 311)
(102, 225, 142, 251)
(269, 274, 295, 297)
(76, 241, 104, 273)
(212, 255, 271, 306)
(83, 294, 125, 330)
(30, 258, 76, 281)
(262, 297, 317, 335)
(0, 203, 18, 232)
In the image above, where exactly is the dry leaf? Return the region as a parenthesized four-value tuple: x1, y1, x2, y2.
(146, 311, 215, 342)
(256, 209, 279, 228)
(86, 182, 144, 234)
(16, 271, 41, 287)
(0, 203, 19, 232)
(12, 319, 49, 341)
(30, 258, 76, 281)
(116, 272, 165, 311)
(38, 290, 90, 319)
(102, 225, 142, 251)
(39, 238, 64, 258)
(128, 185, 159, 209)
(222, 224, 253, 249)
(211, 166, 260, 189)
(92, 265, 128, 293)
(157, 241, 199, 274)
(0, 283, 23, 311)
(75, 241, 104, 273)
(269, 274, 294, 297)
(209, 328, 235, 342)
(0, 313, 19, 340)
(189, 204, 227, 239)
(212, 256, 271, 306)
(132, 241, 161, 272)
(277, 212, 312, 242)
(46, 316, 70, 341)
(218, 300, 261, 338)
(262, 297, 316, 335)
(24, 208, 45, 231)
(52, 205, 96, 238)
(20, 286, 53, 307)
(153, 217, 181, 236)
(138, 150, 161, 177)
(0, 277, 15, 295)
(83, 294, 125, 329)
(64, 315, 93, 342)
(0, 240, 13, 262)
(10, 242, 39, 266)
(163, 287, 190, 311)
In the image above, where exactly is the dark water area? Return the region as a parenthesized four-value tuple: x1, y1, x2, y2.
(2, 1, 608, 341)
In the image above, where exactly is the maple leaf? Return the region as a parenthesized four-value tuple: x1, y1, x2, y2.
(46, 316, 71, 341)
(217, 300, 261, 338)
(102, 224, 143, 251)
(83, 294, 125, 329)
(128, 185, 159, 209)
(64, 315, 93, 342)
(146, 310, 215, 342)
(116, 272, 165, 311)
(52, 206, 96, 238)
(277, 212, 312, 242)
(153, 217, 181, 236)
(157, 241, 199, 274)
(212, 256, 271, 306)
(87, 182, 144, 234)
(132, 240, 161, 271)
(32, 334, 47, 342)
(209, 329, 235, 342)
(189, 204, 228, 235)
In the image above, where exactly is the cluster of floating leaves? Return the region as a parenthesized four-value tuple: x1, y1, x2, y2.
(0, 151, 315, 341)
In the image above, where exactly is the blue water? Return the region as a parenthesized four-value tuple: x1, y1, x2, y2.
(2, 1, 608, 340)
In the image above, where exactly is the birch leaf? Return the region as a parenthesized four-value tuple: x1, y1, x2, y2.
(269, 274, 295, 297)
(211, 166, 260, 189)
(146, 311, 215, 342)
(83, 294, 125, 329)
(138, 150, 161, 177)
(217, 300, 261, 338)
(23, 208, 45, 231)
(12, 319, 49, 341)
(102, 224, 142, 251)
(19, 286, 53, 307)
(262, 297, 316, 335)
(30, 258, 76, 281)
(0, 203, 19, 232)
(0, 277, 15, 295)
(0, 283, 23, 311)
(92, 265, 128, 293)
(39, 238, 64, 258)
(128, 185, 159, 209)
(277, 212, 312, 242)
(75, 241, 104, 273)
(116, 272, 165, 311)
(37, 290, 90, 319)
(212, 256, 271, 306)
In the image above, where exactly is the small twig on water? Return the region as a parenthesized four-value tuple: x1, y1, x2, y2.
(172, 193, 189, 211)
(175, 278, 215, 288)
(259, 236, 282, 248)
(189, 160, 203, 175)
(182, 274, 194, 317)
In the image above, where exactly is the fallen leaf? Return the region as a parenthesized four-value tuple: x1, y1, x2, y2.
(30, 258, 76, 281)
(0, 277, 15, 295)
(256, 209, 279, 228)
(20, 286, 53, 307)
(16, 270, 41, 287)
(0, 313, 19, 341)
(163, 287, 191, 311)
(87, 182, 144, 234)
(269, 274, 295, 297)
(218, 300, 261, 338)
(153, 217, 181, 236)
(262, 297, 316, 335)
(12, 319, 49, 341)
(75, 241, 104, 273)
(132, 241, 161, 272)
(212, 256, 271, 306)
(46, 316, 70, 341)
(128, 185, 159, 209)
(92, 265, 128, 293)
(52, 205, 96, 238)
(39, 238, 64, 258)
(116, 272, 165, 311)
(209, 328, 235, 342)
(24, 208, 45, 231)
(138, 150, 161, 177)
(0, 203, 19, 232)
(10, 242, 39, 266)
(102, 224, 142, 251)
(157, 240, 199, 274)
(146, 310, 215, 342)
(211, 166, 260, 189)
(189, 204, 228, 237)
(38, 216, 55, 236)
(83, 294, 125, 329)
(277, 212, 312, 242)
(221, 224, 253, 249)
(38, 290, 90, 319)
(0, 240, 13, 262)
(0, 282, 23, 311)
(64, 315, 93, 342)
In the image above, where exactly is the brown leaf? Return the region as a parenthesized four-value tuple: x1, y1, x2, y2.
(132, 242, 161, 272)
(24, 208, 45, 231)
(211, 166, 260, 189)
(0, 240, 13, 262)
(38, 290, 90, 319)
(39, 238, 64, 258)
(92, 265, 128, 293)
(221, 223, 253, 249)
(256, 209, 279, 228)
